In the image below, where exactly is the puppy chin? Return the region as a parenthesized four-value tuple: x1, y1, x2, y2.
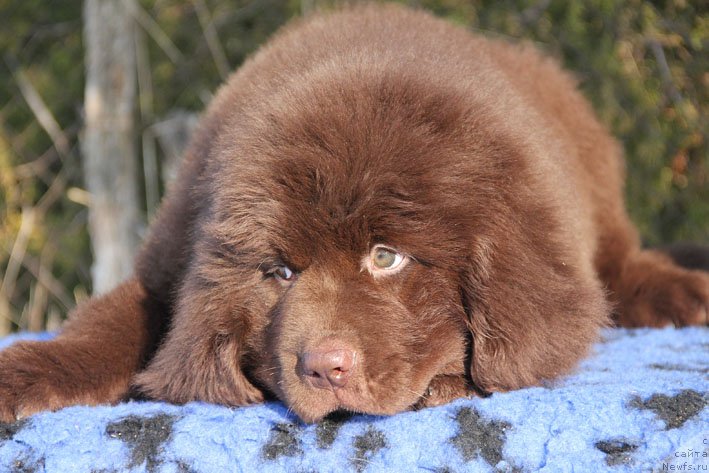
(287, 394, 418, 424)
(281, 378, 426, 423)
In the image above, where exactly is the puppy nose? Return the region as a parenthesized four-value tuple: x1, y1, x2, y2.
(300, 348, 356, 390)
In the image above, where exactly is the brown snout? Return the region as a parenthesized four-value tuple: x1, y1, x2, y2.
(299, 343, 356, 390)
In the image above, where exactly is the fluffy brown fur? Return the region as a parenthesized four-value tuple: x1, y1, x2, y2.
(1, 4, 707, 423)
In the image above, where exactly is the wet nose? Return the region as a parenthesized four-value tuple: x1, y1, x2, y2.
(300, 347, 356, 390)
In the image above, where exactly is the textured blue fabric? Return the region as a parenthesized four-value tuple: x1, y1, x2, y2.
(0, 327, 707, 472)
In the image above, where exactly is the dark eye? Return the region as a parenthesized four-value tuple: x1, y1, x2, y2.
(272, 265, 294, 281)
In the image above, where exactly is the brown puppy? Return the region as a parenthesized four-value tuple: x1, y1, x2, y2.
(0, 4, 707, 423)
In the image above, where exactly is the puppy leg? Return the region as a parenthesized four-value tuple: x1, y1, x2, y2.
(593, 207, 709, 327)
(610, 249, 709, 327)
(412, 375, 475, 410)
(0, 278, 164, 421)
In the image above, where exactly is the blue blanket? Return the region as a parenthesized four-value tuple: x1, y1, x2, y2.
(1, 327, 707, 472)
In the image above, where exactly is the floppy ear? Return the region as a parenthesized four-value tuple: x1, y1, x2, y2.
(461, 235, 609, 393)
(133, 254, 264, 406)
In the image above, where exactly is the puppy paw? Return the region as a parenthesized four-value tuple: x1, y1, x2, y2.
(412, 374, 474, 409)
(616, 251, 709, 327)
(0, 343, 47, 421)
(0, 340, 117, 422)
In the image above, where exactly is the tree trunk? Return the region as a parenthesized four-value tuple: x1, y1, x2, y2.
(82, 0, 141, 294)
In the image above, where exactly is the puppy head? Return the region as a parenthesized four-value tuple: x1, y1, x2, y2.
(136, 64, 608, 422)
(208, 70, 477, 421)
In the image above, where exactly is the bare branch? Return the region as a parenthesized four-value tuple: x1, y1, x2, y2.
(27, 275, 49, 332)
(123, 0, 184, 64)
(11, 243, 74, 311)
(0, 207, 36, 333)
(13, 147, 60, 180)
(647, 38, 684, 110)
(35, 169, 68, 215)
(134, 21, 160, 216)
(5, 56, 71, 159)
(193, 0, 230, 79)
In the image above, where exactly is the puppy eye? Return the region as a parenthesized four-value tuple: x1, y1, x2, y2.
(372, 247, 403, 269)
(366, 245, 408, 276)
(271, 265, 295, 282)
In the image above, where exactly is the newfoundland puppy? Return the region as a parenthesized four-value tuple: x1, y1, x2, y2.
(1, 4, 707, 423)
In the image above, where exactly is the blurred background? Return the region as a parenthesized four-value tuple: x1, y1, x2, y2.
(0, 0, 706, 335)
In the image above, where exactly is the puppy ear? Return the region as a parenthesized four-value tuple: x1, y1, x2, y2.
(133, 270, 264, 406)
(461, 236, 609, 393)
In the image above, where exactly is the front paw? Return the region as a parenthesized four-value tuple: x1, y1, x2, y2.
(413, 374, 475, 410)
(0, 342, 48, 421)
(617, 252, 709, 327)
(0, 340, 100, 422)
